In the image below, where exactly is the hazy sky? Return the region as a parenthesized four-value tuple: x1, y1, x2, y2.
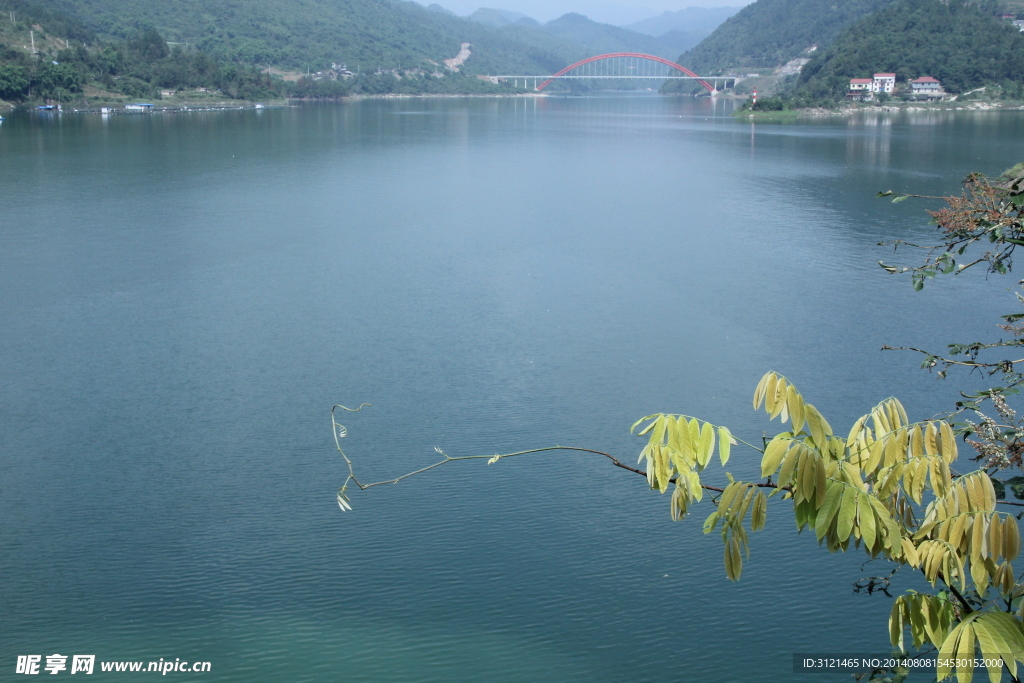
(422, 1, 753, 26)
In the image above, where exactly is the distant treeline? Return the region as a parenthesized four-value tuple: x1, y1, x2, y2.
(288, 72, 521, 98)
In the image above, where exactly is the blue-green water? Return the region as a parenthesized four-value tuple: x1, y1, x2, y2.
(2, 95, 1023, 682)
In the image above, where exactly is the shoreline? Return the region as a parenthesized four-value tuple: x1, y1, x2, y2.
(3, 89, 740, 113)
(737, 99, 1024, 120)
(0, 91, 550, 115)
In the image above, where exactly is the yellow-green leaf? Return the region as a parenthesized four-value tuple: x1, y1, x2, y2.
(761, 437, 790, 478)
(718, 426, 734, 466)
(837, 489, 858, 541)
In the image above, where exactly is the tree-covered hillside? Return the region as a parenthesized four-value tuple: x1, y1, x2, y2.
(678, 0, 896, 74)
(0, 0, 533, 104)
(0, 14, 281, 103)
(29, 0, 584, 75)
(797, 0, 1024, 97)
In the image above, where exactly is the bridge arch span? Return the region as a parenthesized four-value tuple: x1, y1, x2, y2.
(536, 53, 714, 93)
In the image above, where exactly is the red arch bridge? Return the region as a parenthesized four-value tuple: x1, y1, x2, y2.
(487, 53, 743, 93)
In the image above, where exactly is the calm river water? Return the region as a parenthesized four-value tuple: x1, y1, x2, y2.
(2, 95, 1024, 682)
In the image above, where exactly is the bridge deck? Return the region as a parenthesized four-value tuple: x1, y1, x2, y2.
(491, 75, 740, 80)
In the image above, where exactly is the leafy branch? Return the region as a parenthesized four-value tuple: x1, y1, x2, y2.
(333, 371, 1024, 682)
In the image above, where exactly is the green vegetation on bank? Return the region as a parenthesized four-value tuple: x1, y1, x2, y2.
(729, 94, 817, 119)
(287, 71, 523, 98)
(798, 0, 1024, 98)
(733, 95, 795, 112)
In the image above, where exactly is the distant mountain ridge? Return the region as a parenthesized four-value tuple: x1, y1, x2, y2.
(624, 6, 741, 37)
(466, 7, 533, 27)
(464, 8, 699, 61)
(542, 12, 683, 59)
(426, 3, 457, 15)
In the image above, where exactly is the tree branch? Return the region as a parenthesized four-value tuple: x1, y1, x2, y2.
(882, 345, 1024, 369)
(938, 572, 974, 615)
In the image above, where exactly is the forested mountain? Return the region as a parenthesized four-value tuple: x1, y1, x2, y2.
(677, 0, 896, 74)
(25, 0, 584, 74)
(0, 0, 566, 103)
(797, 0, 1024, 97)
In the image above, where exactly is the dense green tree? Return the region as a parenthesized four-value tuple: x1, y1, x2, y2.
(32, 60, 83, 100)
(127, 28, 168, 62)
(0, 63, 28, 99)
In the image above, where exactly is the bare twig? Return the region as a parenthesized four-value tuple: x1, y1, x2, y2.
(330, 405, 784, 510)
